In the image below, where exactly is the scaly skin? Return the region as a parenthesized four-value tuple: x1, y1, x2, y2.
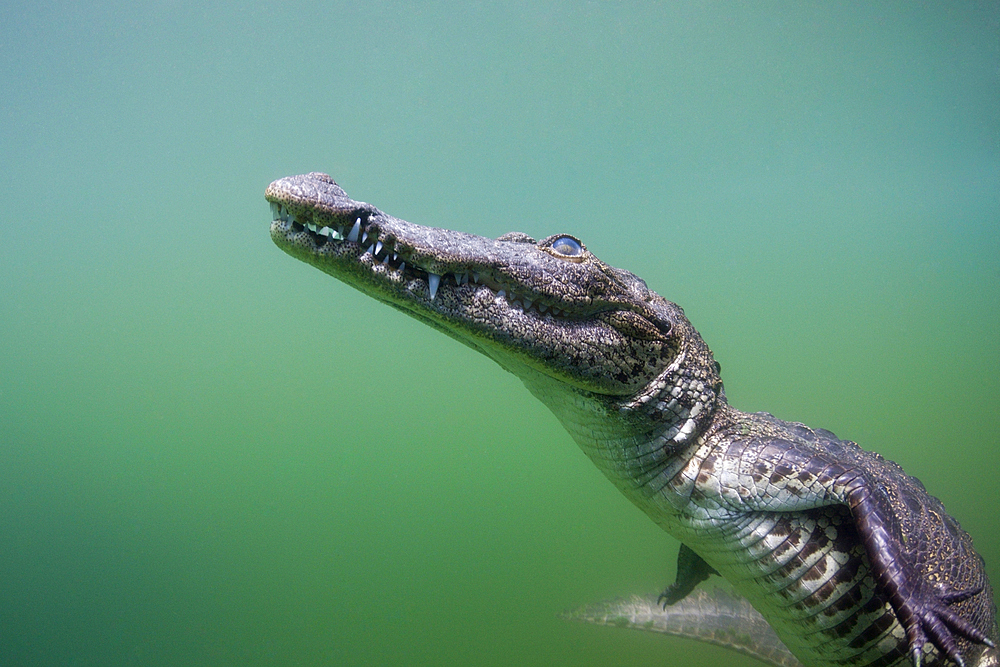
(265, 173, 997, 667)
(562, 588, 805, 667)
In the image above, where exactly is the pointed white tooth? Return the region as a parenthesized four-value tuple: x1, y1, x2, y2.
(347, 218, 361, 242)
(361, 230, 368, 245)
(461, 273, 469, 284)
(361, 244, 373, 256)
(307, 223, 318, 232)
(472, 272, 480, 283)
(382, 255, 389, 265)
(374, 241, 382, 255)
(523, 298, 533, 310)
(538, 302, 548, 312)
(428, 273, 441, 300)
(331, 227, 344, 240)
(288, 213, 297, 224)
(497, 290, 506, 298)
(280, 205, 288, 221)
(318, 226, 331, 237)
(270, 202, 280, 220)
(392, 253, 398, 262)
(399, 261, 405, 272)
(338, 225, 347, 238)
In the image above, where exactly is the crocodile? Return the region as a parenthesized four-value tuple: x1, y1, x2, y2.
(265, 172, 997, 667)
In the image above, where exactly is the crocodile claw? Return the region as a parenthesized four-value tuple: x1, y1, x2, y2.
(899, 582, 990, 667)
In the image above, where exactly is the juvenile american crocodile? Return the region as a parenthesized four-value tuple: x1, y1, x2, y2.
(266, 173, 997, 667)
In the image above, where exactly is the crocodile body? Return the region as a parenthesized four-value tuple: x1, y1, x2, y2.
(265, 173, 997, 667)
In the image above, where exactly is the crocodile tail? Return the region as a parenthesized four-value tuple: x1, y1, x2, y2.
(561, 588, 804, 667)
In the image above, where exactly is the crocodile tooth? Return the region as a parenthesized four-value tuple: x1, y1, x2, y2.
(472, 272, 480, 283)
(361, 244, 373, 256)
(288, 213, 297, 224)
(392, 253, 398, 262)
(270, 202, 280, 220)
(428, 273, 441, 300)
(538, 302, 548, 312)
(382, 255, 389, 265)
(361, 229, 368, 245)
(399, 261, 405, 272)
(280, 205, 288, 221)
(497, 290, 506, 299)
(307, 223, 317, 233)
(522, 298, 533, 310)
(347, 218, 361, 242)
(374, 241, 382, 256)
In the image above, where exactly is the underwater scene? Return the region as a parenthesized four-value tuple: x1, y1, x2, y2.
(1, 3, 997, 666)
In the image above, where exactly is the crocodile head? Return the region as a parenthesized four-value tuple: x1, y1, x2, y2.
(267, 172, 723, 454)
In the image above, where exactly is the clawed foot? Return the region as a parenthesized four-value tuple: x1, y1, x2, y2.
(896, 583, 994, 667)
(657, 583, 684, 608)
(659, 544, 717, 609)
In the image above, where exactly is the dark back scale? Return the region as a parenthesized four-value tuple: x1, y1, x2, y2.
(682, 409, 998, 667)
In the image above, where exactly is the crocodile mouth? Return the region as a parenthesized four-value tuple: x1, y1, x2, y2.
(269, 202, 573, 319)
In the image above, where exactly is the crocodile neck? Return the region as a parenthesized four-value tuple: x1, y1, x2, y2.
(514, 326, 729, 514)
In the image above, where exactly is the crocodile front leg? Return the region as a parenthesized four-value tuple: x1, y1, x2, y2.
(835, 466, 993, 666)
(726, 436, 995, 667)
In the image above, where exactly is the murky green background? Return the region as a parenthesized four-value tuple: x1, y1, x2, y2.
(2, 3, 997, 666)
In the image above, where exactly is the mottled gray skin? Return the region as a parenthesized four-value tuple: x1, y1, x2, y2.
(266, 173, 997, 667)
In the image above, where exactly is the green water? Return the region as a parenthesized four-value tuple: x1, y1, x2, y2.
(1, 3, 997, 666)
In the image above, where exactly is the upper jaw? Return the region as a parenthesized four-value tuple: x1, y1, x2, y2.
(266, 173, 607, 317)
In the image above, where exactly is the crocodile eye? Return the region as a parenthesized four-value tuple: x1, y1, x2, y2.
(550, 236, 583, 257)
